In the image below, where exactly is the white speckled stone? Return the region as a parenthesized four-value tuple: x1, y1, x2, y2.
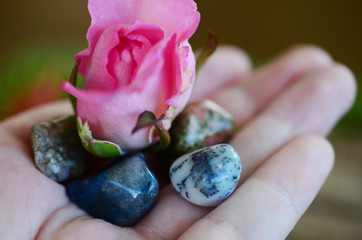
(169, 144, 242, 207)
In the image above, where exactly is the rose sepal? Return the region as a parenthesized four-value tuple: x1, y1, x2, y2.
(132, 111, 171, 153)
(195, 30, 218, 72)
(76, 117, 125, 158)
(68, 60, 81, 114)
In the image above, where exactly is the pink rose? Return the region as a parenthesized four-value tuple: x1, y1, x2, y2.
(61, 0, 200, 152)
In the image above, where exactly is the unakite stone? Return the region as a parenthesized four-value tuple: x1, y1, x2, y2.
(66, 153, 159, 226)
(169, 100, 235, 158)
(169, 144, 241, 207)
(31, 115, 85, 182)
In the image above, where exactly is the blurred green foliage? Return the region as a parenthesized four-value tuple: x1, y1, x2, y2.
(0, 43, 82, 119)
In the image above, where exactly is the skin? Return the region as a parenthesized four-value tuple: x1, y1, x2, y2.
(0, 45, 356, 240)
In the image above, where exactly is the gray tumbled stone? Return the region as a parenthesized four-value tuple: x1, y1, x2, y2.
(31, 115, 85, 182)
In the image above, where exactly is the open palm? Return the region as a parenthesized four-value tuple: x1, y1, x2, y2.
(0, 45, 356, 239)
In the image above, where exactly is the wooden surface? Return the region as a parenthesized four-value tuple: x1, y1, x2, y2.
(288, 130, 362, 239)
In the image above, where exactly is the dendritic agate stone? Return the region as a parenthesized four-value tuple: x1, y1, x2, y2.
(168, 100, 235, 158)
(66, 153, 159, 226)
(169, 144, 242, 207)
(31, 115, 85, 182)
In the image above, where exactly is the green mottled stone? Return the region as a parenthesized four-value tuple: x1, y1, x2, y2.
(31, 115, 86, 182)
(168, 100, 236, 159)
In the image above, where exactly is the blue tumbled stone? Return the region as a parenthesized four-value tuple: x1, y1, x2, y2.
(169, 144, 241, 207)
(66, 153, 159, 226)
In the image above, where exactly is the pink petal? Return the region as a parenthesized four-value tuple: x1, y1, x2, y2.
(138, 0, 200, 42)
(86, 0, 141, 43)
(61, 35, 183, 150)
(166, 41, 195, 114)
(76, 23, 164, 91)
(87, 0, 200, 43)
(77, 25, 123, 91)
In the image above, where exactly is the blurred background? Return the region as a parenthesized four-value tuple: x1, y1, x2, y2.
(0, 0, 361, 238)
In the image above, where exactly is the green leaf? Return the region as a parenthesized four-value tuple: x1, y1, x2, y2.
(77, 117, 124, 158)
(195, 30, 219, 72)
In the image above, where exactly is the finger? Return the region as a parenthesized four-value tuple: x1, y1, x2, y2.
(133, 46, 341, 239)
(0, 100, 73, 142)
(0, 128, 70, 239)
(0, 107, 141, 239)
(0, 101, 74, 238)
(209, 45, 333, 125)
(179, 135, 334, 240)
(232, 63, 356, 183)
(190, 45, 251, 102)
(242, 45, 333, 107)
(134, 184, 211, 239)
(35, 204, 139, 240)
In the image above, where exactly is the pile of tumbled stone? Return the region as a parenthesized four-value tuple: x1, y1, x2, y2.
(31, 100, 242, 226)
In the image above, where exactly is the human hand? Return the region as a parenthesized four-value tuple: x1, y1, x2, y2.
(0, 45, 356, 239)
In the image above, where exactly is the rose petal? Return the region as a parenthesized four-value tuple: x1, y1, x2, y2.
(165, 41, 195, 114)
(138, 0, 200, 42)
(61, 35, 186, 150)
(64, 0, 199, 151)
(87, 0, 200, 43)
(130, 34, 182, 116)
(76, 23, 164, 91)
(77, 25, 126, 91)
